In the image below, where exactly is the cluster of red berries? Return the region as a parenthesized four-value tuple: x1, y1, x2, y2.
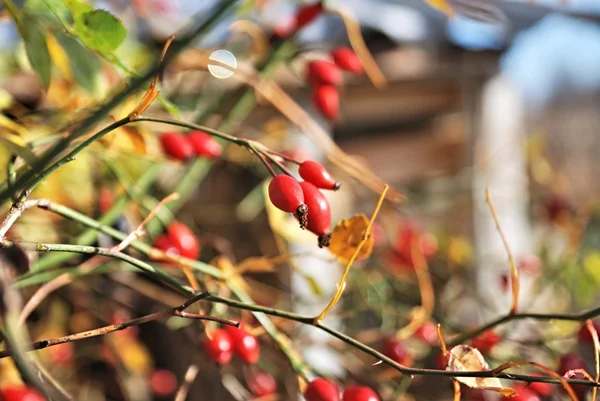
(469, 330, 501, 354)
(153, 222, 201, 262)
(203, 324, 260, 365)
(160, 130, 222, 161)
(268, 161, 339, 247)
(0, 386, 46, 401)
(388, 220, 438, 272)
(304, 378, 380, 401)
(307, 47, 363, 120)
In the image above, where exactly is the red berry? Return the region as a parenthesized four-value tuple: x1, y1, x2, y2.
(342, 385, 380, 401)
(526, 374, 554, 397)
(299, 181, 331, 247)
(150, 369, 178, 397)
(225, 325, 260, 364)
(578, 321, 600, 344)
(0, 386, 46, 401)
(470, 330, 501, 354)
(203, 329, 233, 364)
(167, 222, 200, 260)
(304, 378, 339, 401)
(187, 131, 222, 159)
(331, 47, 363, 74)
(298, 161, 340, 191)
(415, 322, 438, 346)
(518, 254, 540, 274)
(98, 187, 114, 214)
(153, 234, 179, 266)
(160, 132, 194, 161)
(307, 60, 342, 86)
(247, 370, 277, 397)
(48, 342, 74, 365)
(294, 1, 323, 30)
(382, 337, 412, 366)
(268, 175, 308, 226)
(391, 221, 438, 271)
(312, 85, 339, 120)
(558, 353, 589, 400)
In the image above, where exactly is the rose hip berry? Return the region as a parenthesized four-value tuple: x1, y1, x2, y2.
(167, 222, 200, 260)
(558, 352, 589, 400)
(160, 132, 194, 161)
(342, 385, 380, 401)
(382, 337, 412, 366)
(247, 370, 277, 397)
(225, 325, 260, 364)
(307, 60, 342, 86)
(0, 386, 46, 401)
(299, 181, 332, 247)
(150, 369, 178, 397)
(187, 131, 222, 159)
(578, 320, 600, 344)
(527, 373, 554, 397)
(294, 1, 323, 31)
(298, 161, 340, 191)
(268, 175, 308, 228)
(415, 322, 438, 346)
(304, 378, 339, 401)
(203, 329, 233, 365)
(331, 47, 363, 74)
(470, 330, 501, 354)
(312, 85, 339, 120)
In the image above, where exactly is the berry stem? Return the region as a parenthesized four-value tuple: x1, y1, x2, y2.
(264, 149, 302, 165)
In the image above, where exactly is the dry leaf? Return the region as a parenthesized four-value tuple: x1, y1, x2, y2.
(446, 345, 516, 396)
(236, 256, 278, 274)
(328, 213, 374, 264)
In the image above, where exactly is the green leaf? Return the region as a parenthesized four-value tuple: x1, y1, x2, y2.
(24, 0, 70, 23)
(55, 31, 99, 92)
(21, 14, 52, 90)
(64, 0, 93, 16)
(0, 137, 37, 166)
(73, 9, 126, 53)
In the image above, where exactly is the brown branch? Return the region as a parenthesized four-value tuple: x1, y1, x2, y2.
(0, 291, 237, 359)
(174, 364, 200, 401)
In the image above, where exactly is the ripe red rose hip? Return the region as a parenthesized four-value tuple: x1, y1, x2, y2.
(578, 321, 600, 344)
(203, 329, 233, 364)
(304, 378, 339, 401)
(527, 373, 554, 397)
(0, 386, 46, 401)
(247, 370, 277, 397)
(299, 161, 340, 191)
(558, 352, 589, 400)
(225, 325, 260, 364)
(268, 175, 308, 227)
(150, 369, 178, 397)
(294, 2, 323, 30)
(307, 60, 342, 86)
(312, 85, 339, 120)
(331, 47, 363, 74)
(167, 222, 200, 260)
(187, 131, 222, 159)
(342, 385, 380, 401)
(299, 181, 332, 247)
(470, 330, 501, 354)
(160, 132, 194, 161)
(382, 337, 412, 366)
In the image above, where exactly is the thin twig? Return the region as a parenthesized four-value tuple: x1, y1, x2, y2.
(174, 364, 200, 401)
(485, 188, 520, 313)
(587, 320, 600, 401)
(0, 291, 237, 359)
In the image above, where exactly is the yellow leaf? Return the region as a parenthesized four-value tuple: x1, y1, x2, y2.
(236, 256, 278, 274)
(425, 0, 454, 16)
(446, 345, 516, 396)
(448, 236, 473, 265)
(584, 251, 600, 284)
(47, 34, 71, 80)
(0, 115, 27, 136)
(328, 213, 374, 264)
(119, 340, 153, 375)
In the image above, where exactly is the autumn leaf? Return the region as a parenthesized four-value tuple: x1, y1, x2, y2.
(328, 213, 374, 264)
(446, 345, 516, 396)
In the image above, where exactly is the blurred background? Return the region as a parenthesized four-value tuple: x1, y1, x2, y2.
(2, 0, 600, 400)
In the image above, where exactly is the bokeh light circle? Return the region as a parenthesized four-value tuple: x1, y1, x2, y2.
(208, 49, 237, 79)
